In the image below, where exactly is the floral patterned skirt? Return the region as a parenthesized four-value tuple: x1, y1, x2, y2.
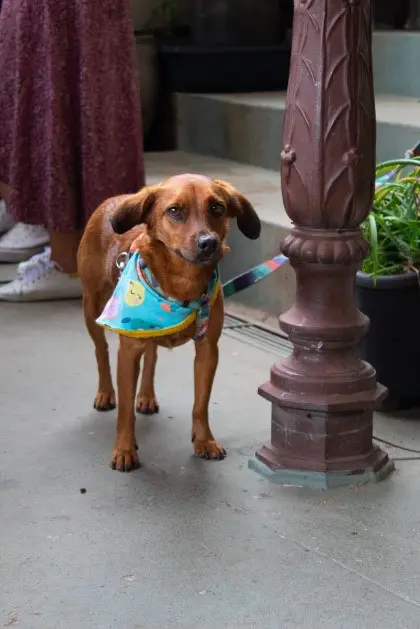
(0, 0, 144, 231)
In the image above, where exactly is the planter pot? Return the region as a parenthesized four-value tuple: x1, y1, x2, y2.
(134, 34, 159, 139)
(158, 42, 291, 93)
(356, 271, 420, 411)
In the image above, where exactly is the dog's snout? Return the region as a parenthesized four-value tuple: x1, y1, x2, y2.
(197, 233, 218, 256)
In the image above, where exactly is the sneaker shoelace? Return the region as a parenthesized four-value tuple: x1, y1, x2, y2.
(17, 246, 52, 275)
(11, 249, 56, 293)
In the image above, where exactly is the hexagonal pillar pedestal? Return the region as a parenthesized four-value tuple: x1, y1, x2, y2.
(249, 397, 395, 490)
(248, 232, 395, 490)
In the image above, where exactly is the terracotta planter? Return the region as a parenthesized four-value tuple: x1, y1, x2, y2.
(134, 34, 159, 139)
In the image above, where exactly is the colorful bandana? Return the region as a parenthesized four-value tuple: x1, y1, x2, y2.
(96, 252, 221, 341)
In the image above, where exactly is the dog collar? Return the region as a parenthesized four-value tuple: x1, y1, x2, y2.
(96, 252, 220, 341)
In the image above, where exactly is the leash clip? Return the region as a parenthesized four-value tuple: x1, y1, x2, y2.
(116, 251, 130, 275)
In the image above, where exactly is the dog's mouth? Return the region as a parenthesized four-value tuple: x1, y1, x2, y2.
(174, 247, 221, 267)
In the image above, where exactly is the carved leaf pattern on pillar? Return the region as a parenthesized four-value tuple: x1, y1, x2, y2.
(281, 0, 375, 229)
(252, 0, 393, 486)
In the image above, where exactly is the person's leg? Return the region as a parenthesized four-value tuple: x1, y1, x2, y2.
(0, 200, 15, 235)
(49, 231, 82, 274)
(0, 182, 15, 234)
(0, 181, 10, 202)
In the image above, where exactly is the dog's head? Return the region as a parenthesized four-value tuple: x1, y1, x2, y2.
(109, 174, 261, 266)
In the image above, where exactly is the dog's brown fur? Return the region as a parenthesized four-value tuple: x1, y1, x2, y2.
(77, 174, 260, 472)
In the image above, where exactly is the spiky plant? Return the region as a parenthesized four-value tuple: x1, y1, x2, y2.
(362, 158, 420, 278)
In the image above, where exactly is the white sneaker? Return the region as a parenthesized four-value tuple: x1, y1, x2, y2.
(0, 200, 16, 234)
(0, 222, 49, 262)
(0, 247, 83, 301)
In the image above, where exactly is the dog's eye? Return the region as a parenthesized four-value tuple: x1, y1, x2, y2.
(209, 202, 225, 217)
(166, 205, 184, 221)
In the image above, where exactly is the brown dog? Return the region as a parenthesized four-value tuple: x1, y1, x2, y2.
(77, 174, 260, 471)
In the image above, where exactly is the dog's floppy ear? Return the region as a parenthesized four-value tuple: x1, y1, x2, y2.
(109, 185, 159, 234)
(213, 180, 261, 240)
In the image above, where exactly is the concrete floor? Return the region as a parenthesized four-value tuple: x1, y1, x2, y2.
(1, 63, 418, 624)
(1, 300, 420, 628)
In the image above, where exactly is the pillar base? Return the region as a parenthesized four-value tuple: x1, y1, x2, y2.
(249, 445, 395, 490)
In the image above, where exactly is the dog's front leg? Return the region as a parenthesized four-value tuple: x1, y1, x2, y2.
(192, 337, 226, 460)
(112, 336, 143, 472)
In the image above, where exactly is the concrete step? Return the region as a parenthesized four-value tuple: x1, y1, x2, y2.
(145, 150, 295, 319)
(176, 92, 420, 171)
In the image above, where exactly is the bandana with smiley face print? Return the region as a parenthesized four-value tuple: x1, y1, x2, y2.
(96, 252, 221, 341)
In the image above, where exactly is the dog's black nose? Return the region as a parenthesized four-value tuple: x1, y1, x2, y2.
(197, 234, 218, 256)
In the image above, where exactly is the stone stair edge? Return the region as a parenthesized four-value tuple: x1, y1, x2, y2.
(176, 92, 420, 127)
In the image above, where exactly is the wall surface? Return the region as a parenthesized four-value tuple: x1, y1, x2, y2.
(372, 31, 420, 97)
(130, 0, 420, 33)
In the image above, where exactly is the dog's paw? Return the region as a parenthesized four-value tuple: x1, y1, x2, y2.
(111, 447, 141, 472)
(94, 391, 116, 412)
(193, 439, 227, 461)
(136, 394, 159, 415)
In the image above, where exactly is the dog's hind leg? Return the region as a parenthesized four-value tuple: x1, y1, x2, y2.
(136, 342, 159, 415)
(83, 292, 116, 411)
